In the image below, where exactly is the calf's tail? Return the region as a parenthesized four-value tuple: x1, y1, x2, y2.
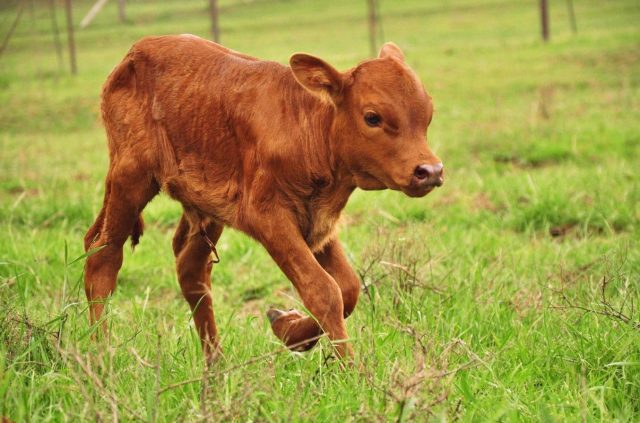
(84, 172, 146, 251)
(130, 215, 144, 249)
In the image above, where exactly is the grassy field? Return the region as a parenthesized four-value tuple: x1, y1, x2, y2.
(1, 0, 639, 420)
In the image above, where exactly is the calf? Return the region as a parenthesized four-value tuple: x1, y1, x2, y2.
(84, 35, 443, 360)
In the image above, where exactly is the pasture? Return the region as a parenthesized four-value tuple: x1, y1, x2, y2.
(1, 0, 639, 420)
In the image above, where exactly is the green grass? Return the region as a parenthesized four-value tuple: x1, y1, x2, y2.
(1, 0, 639, 420)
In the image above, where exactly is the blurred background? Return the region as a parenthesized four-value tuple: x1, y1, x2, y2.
(2, 0, 637, 183)
(0, 1, 639, 421)
(1, 0, 637, 242)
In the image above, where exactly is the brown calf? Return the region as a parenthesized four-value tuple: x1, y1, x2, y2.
(84, 35, 443, 360)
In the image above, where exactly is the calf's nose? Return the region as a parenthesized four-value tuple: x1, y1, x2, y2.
(413, 163, 444, 187)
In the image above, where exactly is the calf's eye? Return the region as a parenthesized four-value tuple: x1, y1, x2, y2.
(364, 112, 381, 127)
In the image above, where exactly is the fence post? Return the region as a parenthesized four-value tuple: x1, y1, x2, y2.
(209, 0, 220, 43)
(49, 0, 64, 70)
(118, 0, 126, 23)
(540, 0, 549, 42)
(566, 0, 577, 34)
(0, 0, 25, 58)
(64, 0, 77, 74)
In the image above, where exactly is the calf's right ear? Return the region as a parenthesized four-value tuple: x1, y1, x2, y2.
(379, 42, 405, 62)
(290, 54, 344, 103)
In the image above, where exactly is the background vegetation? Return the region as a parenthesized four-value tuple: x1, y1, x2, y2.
(1, 0, 639, 420)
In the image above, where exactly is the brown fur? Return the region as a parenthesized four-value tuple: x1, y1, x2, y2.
(84, 35, 443, 360)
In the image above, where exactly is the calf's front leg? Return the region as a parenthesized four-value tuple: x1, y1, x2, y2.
(252, 219, 352, 359)
(267, 238, 361, 352)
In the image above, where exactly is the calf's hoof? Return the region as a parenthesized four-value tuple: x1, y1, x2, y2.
(266, 307, 320, 352)
(266, 307, 304, 323)
(203, 342, 224, 368)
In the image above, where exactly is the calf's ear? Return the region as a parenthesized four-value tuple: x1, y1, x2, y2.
(290, 54, 344, 103)
(378, 42, 405, 62)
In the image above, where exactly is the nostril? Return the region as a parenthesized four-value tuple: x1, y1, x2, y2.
(414, 164, 431, 180)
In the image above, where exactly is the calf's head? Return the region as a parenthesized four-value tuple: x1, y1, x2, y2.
(290, 42, 443, 197)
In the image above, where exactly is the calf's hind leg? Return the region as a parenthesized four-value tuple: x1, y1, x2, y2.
(84, 165, 158, 331)
(173, 214, 224, 360)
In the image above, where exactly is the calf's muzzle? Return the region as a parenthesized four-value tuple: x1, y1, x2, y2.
(413, 162, 444, 188)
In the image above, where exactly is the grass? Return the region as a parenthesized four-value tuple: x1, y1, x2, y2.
(1, 0, 639, 420)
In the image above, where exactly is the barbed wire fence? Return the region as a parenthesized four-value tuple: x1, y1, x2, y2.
(0, 0, 579, 75)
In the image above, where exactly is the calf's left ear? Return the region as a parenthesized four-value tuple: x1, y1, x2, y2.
(290, 54, 344, 103)
(379, 42, 405, 62)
